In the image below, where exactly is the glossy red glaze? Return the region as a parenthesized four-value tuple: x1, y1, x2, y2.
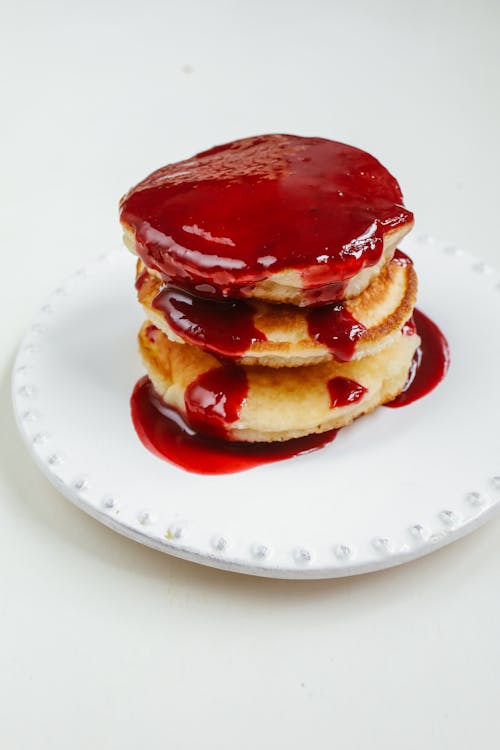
(183, 365, 248, 439)
(307, 303, 366, 361)
(144, 248, 412, 364)
(301, 281, 349, 305)
(144, 324, 159, 343)
(135, 268, 149, 292)
(152, 285, 266, 357)
(392, 248, 413, 267)
(120, 134, 413, 297)
(152, 280, 366, 361)
(130, 377, 337, 475)
(401, 315, 417, 336)
(385, 309, 450, 407)
(130, 311, 449, 473)
(328, 377, 367, 408)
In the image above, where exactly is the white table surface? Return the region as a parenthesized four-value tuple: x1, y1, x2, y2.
(2, 1, 500, 747)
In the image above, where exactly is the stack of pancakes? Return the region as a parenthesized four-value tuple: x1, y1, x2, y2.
(120, 134, 419, 443)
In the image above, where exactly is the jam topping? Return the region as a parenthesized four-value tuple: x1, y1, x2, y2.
(328, 377, 367, 408)
(401, 315, 417, 336)
(131, 309, 449, 474)
(152, 285, 266, 357)
(135, 268, 149, 293)
(307, 303, 366, 361)
(301, 281, 349, 306)
(392, 248, 413, 267)
(184, 365, 248, 438)
(150, 279, 365, 361)
(131, 376, 337, 475)
(146, 269, 370, 360)
(144, 324, 159, 343)
(120, 134, 413, 296)
(386, 309, 450, 408)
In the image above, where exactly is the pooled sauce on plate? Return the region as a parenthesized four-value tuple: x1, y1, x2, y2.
(131, 377, 337, 475)
(385, 308, 450, 408)
(130, 310, 449, 474)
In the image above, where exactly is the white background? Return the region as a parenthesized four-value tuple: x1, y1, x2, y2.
(2, 1, 500, 748)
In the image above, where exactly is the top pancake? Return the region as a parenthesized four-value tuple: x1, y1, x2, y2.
(136, 251, 417, 367)
(120, 134, 414, 304)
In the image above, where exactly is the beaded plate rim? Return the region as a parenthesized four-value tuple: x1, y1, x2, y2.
(11, 237, 500, 579)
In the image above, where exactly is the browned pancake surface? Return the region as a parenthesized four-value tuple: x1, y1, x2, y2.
(139, 323, 420, 442)
(137, 255, 417, 366)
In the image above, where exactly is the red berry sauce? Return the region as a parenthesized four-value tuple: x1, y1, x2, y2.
(120, 134, 413, 298)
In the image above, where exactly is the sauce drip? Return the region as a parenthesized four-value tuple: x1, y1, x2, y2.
(385, 309, 450, 408)
(301, 281, 348, 306)
(184, 365, 248, 438)
(144, 324, 159, 343)
(135, 269, 149, 292)
(131, 377, 337, 475)
(152, 281, 367, 360)
(120, 134, 413, 296)
(328, 377, 367, 408)
(131, 309, 449, 474)
(392, 248, 413, 267)
(307, 303, 366, 361)
(401, 315, 417, 336)
(152, 285, 266, 357)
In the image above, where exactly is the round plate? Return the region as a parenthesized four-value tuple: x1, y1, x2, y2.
(12, 236, 500, 579)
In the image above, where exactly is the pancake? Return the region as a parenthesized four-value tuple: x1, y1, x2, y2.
(138, 322, 420, 443)
(136, 252, 417, 367)
(123, 223, 411, 306)
(120, 134, 414, 305)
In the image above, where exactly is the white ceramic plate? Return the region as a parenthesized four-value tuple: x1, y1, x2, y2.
(11, 235, 500, 578)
